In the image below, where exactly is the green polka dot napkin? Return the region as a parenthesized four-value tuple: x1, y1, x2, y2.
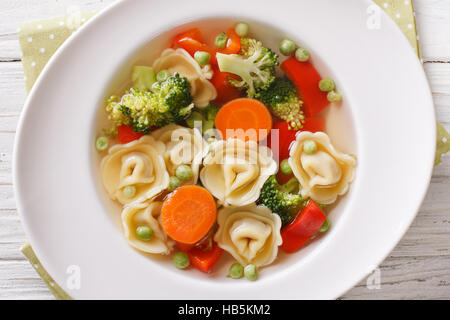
(373, 0, 422, 59)
(18, 12, 96, 92)
(20, 243, 71, 300)
(17, 1, 450, 299)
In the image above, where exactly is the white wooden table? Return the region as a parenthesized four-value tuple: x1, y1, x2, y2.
(0, 0, 449, 300)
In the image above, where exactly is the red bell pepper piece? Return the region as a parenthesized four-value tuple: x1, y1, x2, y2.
(268, 118, 325, 161)
(281, 57, 330, 117)
(187, 241, 223, 273)
(174, 27, 241, 66)
(276, 171, 294, 185)
(217, 28, 241, 55)
(172, 28, 204, 47)
(302, 117, 326, 133)
(117, 125, 144, 144)
(210, 65, 243, 105)
(176, 37, 217, 65)
(280, 200, 327, 253)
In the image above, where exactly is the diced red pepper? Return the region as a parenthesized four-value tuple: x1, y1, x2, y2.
(117, 125, 144, 144)
(277, 170, 294, 185)
(172, 28, 204, 47)
(187, 241, 223, 273)
(302, 117, 326, 133)
(280, 200, 327, 253)
(210, 65, 243, 105)
(176, 37, 217, 65)
(217, 28, 241, 55)
(281, 57, 330, 117)
(268, 118, 325, 161)
(174, 27, 241, 67)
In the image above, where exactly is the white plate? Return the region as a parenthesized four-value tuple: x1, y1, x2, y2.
(14, 0, 435, 299)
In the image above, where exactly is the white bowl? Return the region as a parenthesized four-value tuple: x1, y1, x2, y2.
(13, 0, 435, 299)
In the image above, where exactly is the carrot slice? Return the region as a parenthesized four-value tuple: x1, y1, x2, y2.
(175, 241, 195, 252)
(161, 186, 217, 244)
(215, 98, 272, 142)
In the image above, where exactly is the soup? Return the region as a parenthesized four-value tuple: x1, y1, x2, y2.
(95, 20, 357, 281)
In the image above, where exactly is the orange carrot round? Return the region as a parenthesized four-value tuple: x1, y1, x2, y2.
(215, 98, 272, 141)
(161, 186, 216, 244)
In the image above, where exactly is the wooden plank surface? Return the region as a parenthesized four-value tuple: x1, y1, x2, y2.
(0, 0, 449, 300)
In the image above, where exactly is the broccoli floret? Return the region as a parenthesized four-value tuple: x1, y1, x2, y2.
(258, 175, 307, 225)
(185, 103, 220, 134)
(202, 103, 220, 122)
(106, 73, 194, 133)
(256, 78, 305, 130)
(216, 38, 279, 98)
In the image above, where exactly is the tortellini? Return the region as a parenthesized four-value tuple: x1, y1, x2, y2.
(152, 48, 217, 107)
(289, 131, 356, 205)
(122, 201, 174, 255)
(200, 139, 277, 206)
(214, 204, 282, 267)
(151, 124, 207, 185)
(100, 135, 169, 205)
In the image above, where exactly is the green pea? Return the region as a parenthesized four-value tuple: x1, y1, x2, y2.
(206, 137, 217, 144)
(186, 111, 204, 129)
(279, 39, 296, 56)
(215, 32, 228, 49)
(136, 225, 153, 241)
(320, 217, 330, 233)
(194, 51, 211, 66)
(176, 165, 193, 181)
(168, 176, 181, 191)
(156, 70, 170, 82)
(95, 136, 108, 152)
(123, 185, 136, 198)
(295, 47, 310, 62)
(235, 22, 249, 37)
(319, 78, 335, 92)
(303, 140, 317, 154)
(280, 159, 293, 175)
(228, 263, 244, 279)
(173, 252, 190, 269)
(327, 90, 342, 103)
(244, 264, 258, 281)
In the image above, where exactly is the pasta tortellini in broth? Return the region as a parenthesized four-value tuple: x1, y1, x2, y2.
(214, 204, 282, 267)
(100, 136, 169, 205)
(122, 201, 174, 255)
(289, 131, 356, 204)
(151, 124, 207, 185)
(200, 139, 277, 206)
